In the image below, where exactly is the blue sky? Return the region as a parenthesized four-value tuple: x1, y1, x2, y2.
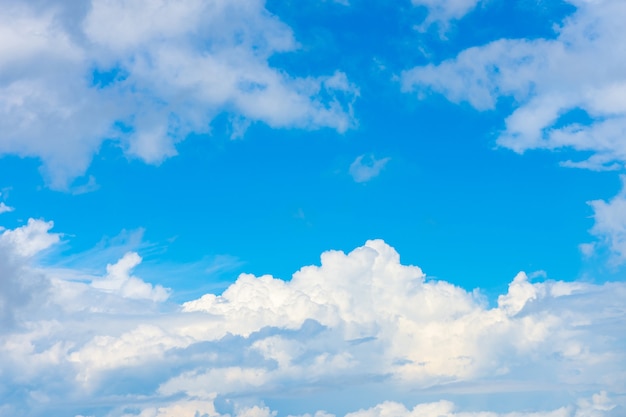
(1, 0, 626, 416)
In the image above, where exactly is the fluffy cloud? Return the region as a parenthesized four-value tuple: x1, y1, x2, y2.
(108, 393, 619, 417)
(91, 252, 169, 301)
(0, 0, 358, 189)
(401, 0, 626, 264)
(0, 218, 623, 416)
(402, 0, 626, 172)
(348, 154, 390, 183)
(584, 175, 626, 263)
(342, 393, 618, 417)
(0, 219, 57, 327)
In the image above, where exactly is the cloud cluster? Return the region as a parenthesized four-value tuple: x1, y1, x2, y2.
(0, 0, 358, 189)
(583, 175, 626, 264)
(0, 218, 624, 416)
(403, 0, 626, 172)
(401, 0, 626, 262)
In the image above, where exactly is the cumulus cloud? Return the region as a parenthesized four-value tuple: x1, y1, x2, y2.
(0, 0, 358, 189)
(109, 393, 620, 417)
(401, 0, 626, 264)
(91, 252, 169, 301)
(584, 175, 626, 264)
(349, 154, 390, 183)
(0, 219, 624, 416)
(0, 218, 60, 258)
(0, 219, 56, 327)
(402, 0, 626, 172)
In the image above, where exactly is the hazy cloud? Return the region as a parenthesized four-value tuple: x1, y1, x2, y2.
(411, 0, 482, 29)
(349, 154, 390, 183)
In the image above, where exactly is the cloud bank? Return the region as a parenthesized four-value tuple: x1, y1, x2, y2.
(0, 0, 358, 189)
(0, 218, 624, 416)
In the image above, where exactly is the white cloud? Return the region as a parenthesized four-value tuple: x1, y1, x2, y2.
(0, 202, 13, 214)
(0, 218, 60, 258)
(585, 175, 626, 264)
(401, 0, 626, 265)
(0, 0, 358, 189)
(411, 0, 481, 29)
(91, 252, 169, 302)
(343, 394, 617, 417)
(402, 0, 626, 172)
(0, 219, 56, 327)
(0, 220, 624, 416)
(349, 154, 390, 183)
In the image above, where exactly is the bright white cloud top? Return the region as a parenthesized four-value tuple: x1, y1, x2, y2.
(0, 218, 625, 416)
(1, 0, 626, 416)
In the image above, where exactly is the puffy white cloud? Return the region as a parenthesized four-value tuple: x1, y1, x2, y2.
(0, 220, 624, 416)
(349, 154, 390, 183)
(342, 393, 618, 417)
(110, 393, 619, 417)
(0, 218, 60, 258)
(117, 398, 218, 417)
(402, 0, 626, 172)
(91, 252, 169, 301)
(0, 219, 56, 327)
(0, 0, 358, 189)
(401, 0, 626, 265)
(584, 175, 626, 263)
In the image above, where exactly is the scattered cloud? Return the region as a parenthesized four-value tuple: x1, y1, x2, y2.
(0, 202, 13, 214)
(401, 0, 626, 265)
(343, 394, 617, 417)
(0, 218, 60, 258)
(0, 218, 623, 415)
(0, 0, 358, 189)
(349, 154, 390, 183)
(411, 0, 482, 30)
(585, 175, 626, 264)
(402, 0, 626, 172)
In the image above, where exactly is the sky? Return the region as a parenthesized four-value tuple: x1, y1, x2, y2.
(1, 0, 626, 416)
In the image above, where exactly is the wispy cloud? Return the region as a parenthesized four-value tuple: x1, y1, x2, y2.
(585, 175, 626, 265)
(411, 0, 482, 30)
(349, 154, 391, 183)
(0, 202, 13, 214)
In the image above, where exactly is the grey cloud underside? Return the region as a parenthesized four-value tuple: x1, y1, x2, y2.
(0, 220, 624, 416)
